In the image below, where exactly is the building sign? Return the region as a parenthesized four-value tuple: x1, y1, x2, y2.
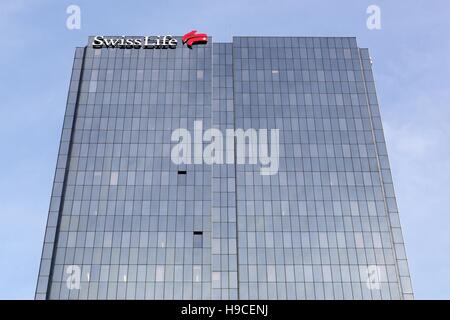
(92, 30, 208, 49)
(92, 35, 177, 49)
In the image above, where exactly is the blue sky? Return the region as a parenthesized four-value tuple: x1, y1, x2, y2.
(0, 0, 449, 299)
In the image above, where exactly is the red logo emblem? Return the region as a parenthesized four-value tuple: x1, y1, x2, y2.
(182, 30, 208, 48)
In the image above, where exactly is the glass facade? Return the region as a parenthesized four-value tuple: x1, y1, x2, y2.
(36, 36, 413, 300)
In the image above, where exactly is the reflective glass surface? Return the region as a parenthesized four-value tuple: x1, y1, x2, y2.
(35, 36, 413, 300)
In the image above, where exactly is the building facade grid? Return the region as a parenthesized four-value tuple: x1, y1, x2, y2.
(36, 36, 413, 300)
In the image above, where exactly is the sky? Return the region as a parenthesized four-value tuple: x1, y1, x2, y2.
(0, 0, 449, 299)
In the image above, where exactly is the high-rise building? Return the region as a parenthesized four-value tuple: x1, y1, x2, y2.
(36, 35, 413, 300)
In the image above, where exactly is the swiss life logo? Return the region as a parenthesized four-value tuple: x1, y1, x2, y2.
(91, 30, 208, 49)
(182, 30, 208, 48)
